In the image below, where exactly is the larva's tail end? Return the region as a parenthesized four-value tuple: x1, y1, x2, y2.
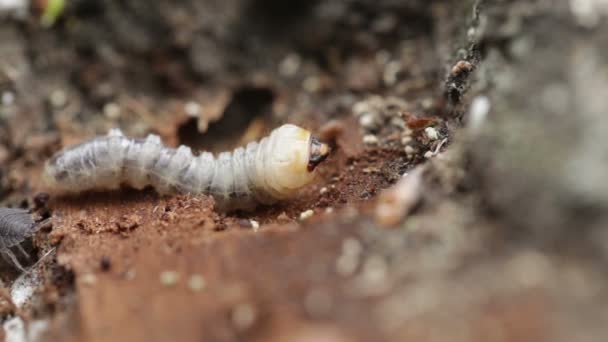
(308, 136, 331, 172)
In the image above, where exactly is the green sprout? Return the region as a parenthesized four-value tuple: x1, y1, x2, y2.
(41, 0, 65, 27)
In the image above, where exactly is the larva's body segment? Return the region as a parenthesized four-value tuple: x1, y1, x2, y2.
(43, 124, 330, 211)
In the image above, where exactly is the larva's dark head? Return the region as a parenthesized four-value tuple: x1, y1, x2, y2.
(265, 124, 331, 195)
(308, 136, 331, 171)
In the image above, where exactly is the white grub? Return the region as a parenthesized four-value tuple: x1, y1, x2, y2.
(43, 124, 330, 212)
(375, 166, 425, 227)
(159, 270, 179, 286)
(299, 209, 314, 221)
(362, 134, 379, 145)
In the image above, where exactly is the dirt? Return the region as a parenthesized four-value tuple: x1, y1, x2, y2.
(2, 0, 608, 341)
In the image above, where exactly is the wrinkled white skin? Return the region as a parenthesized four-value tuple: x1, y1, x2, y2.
(43, 124, 317, 211)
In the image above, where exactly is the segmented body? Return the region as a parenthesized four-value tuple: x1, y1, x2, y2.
(0, 208, 39, 271)
(43, 124, 329, 211)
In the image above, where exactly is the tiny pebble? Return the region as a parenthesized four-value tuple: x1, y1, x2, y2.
(1, 91, 15, 106)
(404, 145, 415, 155)
(49, 90, 67, 108)
(184, 101, 201, 117)
(188, 274, 206, 291)
(124, 269, 137, 280)
(303, 76, 321, 93)
(319, 187, 328, 195)
(250, 220, 260, 231)
(81, 273, 97, 286)
(363, 134, 379, 145)
(103, 102, 121, 119)
(160, 271, 179, 287)
(359, 114, 377, 129)
(278, 53, 301, 77)
(424, 127, 439, 141)
(299, 209, 314, 220)
(232, 303, 257, 330)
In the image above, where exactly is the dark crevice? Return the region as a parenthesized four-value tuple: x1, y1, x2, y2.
(178, 86, 275, 153)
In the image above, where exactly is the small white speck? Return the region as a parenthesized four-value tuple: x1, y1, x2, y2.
(359, 113, 377, 129)
(160, 271, 179, 286)
(278, 53, 302, 77)
(424, 127, 439, 141)
(424, 151, 434, 159)
(232, 303, 256, 330)
(250, 220, 260, 230)
(103, 102, 121, 119)
(303, 76, 322, 93)
(49, 90, 67, 108)
(81, 273, 97, 286)
(1, 91, 15, 105)
(184, 101, 201, 117)
(299, 209, 314, 220)
(187, 274, 206, 292)
(363, 134, 379, 145)
(404, 145, 415, 156)
(319, 187, 328, 195)
(468, 96, 490, 134)
(325, 207, 334, 214)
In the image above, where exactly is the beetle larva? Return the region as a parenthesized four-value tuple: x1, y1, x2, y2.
(43, 124, 331, 211)
(0, 208, 43, 271)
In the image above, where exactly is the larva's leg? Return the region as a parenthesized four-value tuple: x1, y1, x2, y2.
(177, 155, 201, 194)
(123, 138, 146, 188)
(195, 152, 215, 194)
(230, 147, 256, 210)
(128, 135, 163, 189)
(166, 146, 195, 191)
(148, 148, 177, 194)
(209, 152, 235, 209)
